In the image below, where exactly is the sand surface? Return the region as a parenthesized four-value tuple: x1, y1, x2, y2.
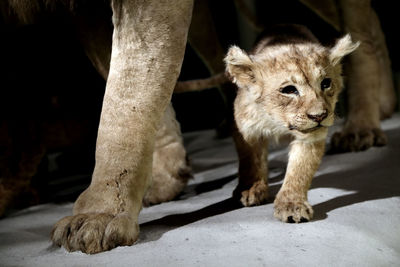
(1, 115, 399, 266)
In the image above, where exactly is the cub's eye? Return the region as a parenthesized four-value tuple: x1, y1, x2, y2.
(280, 85, 299, 95)
(321, 78, 331, 90)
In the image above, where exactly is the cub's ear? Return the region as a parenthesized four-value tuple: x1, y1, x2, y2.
(224, 46, 254, 86)
(329, 34, 360, 66)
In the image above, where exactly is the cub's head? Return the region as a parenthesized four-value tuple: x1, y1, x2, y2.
(225, 35, 359, 142)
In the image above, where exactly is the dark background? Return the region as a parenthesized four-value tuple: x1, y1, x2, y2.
(1, 0, 398, 133)
(0, 0, 398, 204)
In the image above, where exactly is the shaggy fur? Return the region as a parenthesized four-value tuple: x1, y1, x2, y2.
(213, 0, 397, 152)
(225, 24, 359, 222)
(177, 0, 397, 152)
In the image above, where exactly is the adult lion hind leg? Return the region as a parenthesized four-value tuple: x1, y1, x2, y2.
(274, 140, 325, 223)
(331, 0, 391, 152)
(143, 103, 192, 206)
(232, 129, 269, 207)
(371, 10, 397, 119)
(51, 0, 193, 254)
(0, 120, 45, 216)
(187, 0, 238, 138)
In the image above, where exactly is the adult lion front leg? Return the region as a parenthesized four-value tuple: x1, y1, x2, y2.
(51, 0, 193, 254)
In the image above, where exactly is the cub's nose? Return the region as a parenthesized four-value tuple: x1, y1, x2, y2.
(307, 110, 328, 123)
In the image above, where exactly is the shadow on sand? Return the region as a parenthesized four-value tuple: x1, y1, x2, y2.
(139, 128, 400, 243)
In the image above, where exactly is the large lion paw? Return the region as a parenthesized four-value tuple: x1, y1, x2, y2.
(234, 180, 268, 207)
(51, 213, 138, 254)
(273, 194, 313, 223)
(330, 127, 387, 153)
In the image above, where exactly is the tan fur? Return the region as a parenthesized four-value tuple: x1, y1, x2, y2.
(0, 1, 192, 219)
(225, 26, 358, 222)
(50, 0, 195, 254)
(143, 104, 192, 206)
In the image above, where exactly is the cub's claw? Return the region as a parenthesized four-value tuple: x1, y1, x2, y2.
(274, 198, 313, 223)
(234, 180, 269, 207)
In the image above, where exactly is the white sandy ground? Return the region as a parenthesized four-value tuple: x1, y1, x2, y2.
(1, 114, 400, 267)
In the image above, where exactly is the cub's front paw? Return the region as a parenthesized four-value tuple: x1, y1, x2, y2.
(51, 213, 138, 254)
(274, 196, 313, 223)
(330, 127, 387, 153)
(234, 180, 268, 207)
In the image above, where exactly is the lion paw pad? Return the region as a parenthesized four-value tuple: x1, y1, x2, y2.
(51, 213, 138, 254)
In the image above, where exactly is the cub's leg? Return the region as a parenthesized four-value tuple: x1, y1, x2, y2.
(143, 103, 192, 206)
(274, 139, 325, 223)
(331, 0, 391, 152)
(232, 129, 269, 207)
(51, 0, 193, 254)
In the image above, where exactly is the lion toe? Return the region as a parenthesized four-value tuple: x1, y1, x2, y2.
(51, 213, 138, 254)
(330, 127, 387, 153)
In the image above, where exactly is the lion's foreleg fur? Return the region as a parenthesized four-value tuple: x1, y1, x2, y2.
(51, 0, 194, 254)
(274, 139, 325, 223)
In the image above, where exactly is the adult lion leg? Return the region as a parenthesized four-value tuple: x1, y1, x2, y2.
(51, 0, 193, 254)
(75, 10, 191, 207)
(232, 130, 269, 207)
(331, 0, 386, 152)
(274, 139, 325, 223)
(143, 103, 192, 206)
(0, 120, 45, 216)
(187, 0, 237, 137)
(370, 10, 397, 119)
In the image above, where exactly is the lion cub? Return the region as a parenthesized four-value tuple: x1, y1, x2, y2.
(225, 25, 359, 223)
